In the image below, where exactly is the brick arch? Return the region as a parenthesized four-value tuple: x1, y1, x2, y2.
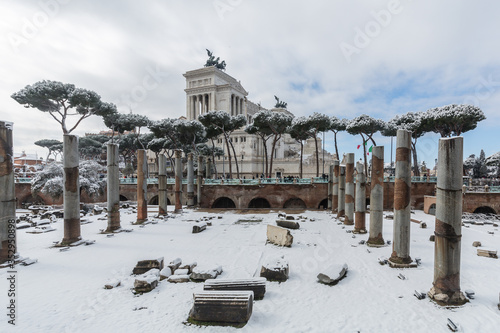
(283, 198, 306, 209)
(318, 198, 328, 209)
(248, 197, 271, 208)
(212, 197, 236, 209)
(473, 206, 497, 214)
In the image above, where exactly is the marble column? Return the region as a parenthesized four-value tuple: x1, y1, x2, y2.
(354, 162, 367, 233)
(332, 160, 339, 213)
(106, 143, 121, 231)
(136, 149, 148, 223)
(158, 154, 168, 215)
(174, 150, 183, 213)
(344, 153, 355, 225)
(187, 152, 194, 207)
(367, 146, 385, 247)
(429, 137, 467, 305)
(0, 121, 16, 262)
(337, 166, 346, 218)
(389, 129, 414, 267)
(62, 134, 81, 244)
(197, 155, 203, 207)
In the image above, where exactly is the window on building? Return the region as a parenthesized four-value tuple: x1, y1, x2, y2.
(235, 137, 238, 143)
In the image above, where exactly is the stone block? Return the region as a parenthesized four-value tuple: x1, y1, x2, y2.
(477, 248, 498, 259)
(190, 266, 223, 281)
(276, 219, 300, 230)
(168, 275, 190, 283)
(167, 258, 182, 274)
(204, 277, 266, 300)
(260, 257, 289, 282)
(179, 262, 197, 274)
(132, 257, 164, 275)
(189, 291, 253, 324)
(266, 225, 293, 247)
(193, 222, 207, 233)
(472, 241, 482, 247)
(134, 269, 160, 293)
(317, 264, 348, 285)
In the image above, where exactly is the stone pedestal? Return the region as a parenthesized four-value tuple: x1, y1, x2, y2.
(62, 134, 81, 244)
(354, 162, 367, 234)
(0, 121, 16, 263)
(137, 149, 148, 223)
(429, 137, 467, 305)
(106, 143, 120, 232)
(389, 130, 414, 267)
(368, 146, 384, 247)
(344, 153, 355, 225)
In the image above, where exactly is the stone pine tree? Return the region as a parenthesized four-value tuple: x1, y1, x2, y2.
(346, 114, 385, 177)
(422, 104, 485, 137)
(34, 139, 63, 162)
(11, 80, 116, 245)
(386, 111, 428, 177)
(288, 117, 314, 178)
(305, 113, 335, 177)
(199, 111, 246, 178)
(245, 110, 274, 177)
(329, 117, 347, 160)
(268, 111, 294, 177)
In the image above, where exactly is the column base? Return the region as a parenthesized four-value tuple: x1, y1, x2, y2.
(133, 218, 148, 225)
(428, 287, 468, 306)
(388, 257, 417, 268)
(352, 229, 367, 234)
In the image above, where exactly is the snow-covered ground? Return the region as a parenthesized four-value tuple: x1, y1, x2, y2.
(1, 207, 499, 332)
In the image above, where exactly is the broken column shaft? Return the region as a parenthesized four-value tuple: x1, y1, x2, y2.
(344, 153, 355, 225)
(367, 146, 385, 247)
(174, 150, 183, 213)
(158, 154, 168, 215)
(332, 160, 339, 213)
(429, 136, 467, 305)
(197, 155, 203, 207)
(106, 143, 120, 232)
(328, 164, 333, 210)
(0, 121, 16, 263)
(389, 129, 414, 267)
(136, 149, 148, 223)
(337, 166, 346, 218)
(62, 134, 81, 243)
(187, 153, 194, 207)
(354, 161, 367, 234)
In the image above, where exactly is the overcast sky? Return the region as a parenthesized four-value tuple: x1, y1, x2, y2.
(1, 0, 499, 168)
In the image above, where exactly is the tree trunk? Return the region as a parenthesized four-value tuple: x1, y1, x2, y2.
(223, 134, 233, 178)
(334, 131, 339, 160)
(269, 134, 281, 178)
(299, 142, 304, 178)
(360, 134, 368, 178)
(411, 140, 420, 177)
(210, 138, 218, 178)
(262, 138, 269, 177)
(229, 138, 240, 178)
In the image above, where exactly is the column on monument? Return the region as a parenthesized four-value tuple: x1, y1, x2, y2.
(174, 150, 183, 213)
(429, 136, 466, 305)
(389, 129, 414, 267)
(367, 146, 385, 247)
(231, 95, 235, 116)
(354, 161, 367, 234)
(344, 153, 355, 225)
(187, 95, 191, 120)
(337, 166, 346, 218)
(193, 95, 198, 118)
(332, 160, 339, 213)
(240, 98, 244, 115)
(0, 121, 16, 263)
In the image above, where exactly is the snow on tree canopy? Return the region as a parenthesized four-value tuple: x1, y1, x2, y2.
(423, 104, 485, 137)
(486, 151, 500, 166)
(31, 161, 106, 199)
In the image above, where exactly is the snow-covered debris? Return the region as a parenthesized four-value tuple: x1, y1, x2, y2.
(190, 266, 223, 281)
(317, 263, 348, 285)
(260, 256, 289, 282)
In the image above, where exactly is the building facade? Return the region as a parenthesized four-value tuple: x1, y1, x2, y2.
(184, 66, 336, 179)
